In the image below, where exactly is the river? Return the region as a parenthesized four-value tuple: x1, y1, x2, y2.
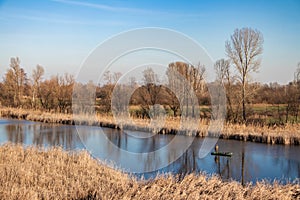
(0, 118, 299, 184)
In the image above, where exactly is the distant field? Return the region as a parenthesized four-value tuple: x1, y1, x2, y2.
(126, 104, 300, 125)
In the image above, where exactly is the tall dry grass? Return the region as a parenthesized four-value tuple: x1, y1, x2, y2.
(1, 107, 300, 145)
(0, 143, 299, 200)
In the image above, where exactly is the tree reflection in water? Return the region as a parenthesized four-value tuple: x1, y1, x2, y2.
(6, 124, 24, 144)
(4, 121, 84, 149)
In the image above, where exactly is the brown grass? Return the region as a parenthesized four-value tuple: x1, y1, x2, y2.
(1, 107, 300, 145)
(0, 143, 299, 200)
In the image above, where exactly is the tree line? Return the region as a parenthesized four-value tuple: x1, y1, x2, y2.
(0, 57, 74, 113)
(0, 27, 299, 125)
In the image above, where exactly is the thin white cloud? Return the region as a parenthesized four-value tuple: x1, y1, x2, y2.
(51, 0, 154, 14)
(0, 0, 208, 27)
(51, 0, 208, 18)
(0, 12, 125, 26)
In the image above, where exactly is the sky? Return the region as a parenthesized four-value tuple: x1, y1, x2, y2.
(0, 0, 299, 84)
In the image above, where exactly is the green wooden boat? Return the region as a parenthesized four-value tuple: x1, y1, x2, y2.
(211, 152, 233, 157)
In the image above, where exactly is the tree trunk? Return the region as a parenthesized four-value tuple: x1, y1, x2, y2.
(242, 94, 246, 121)
(286, 104, 289, 123)
(295, 105, 299, 122)
(241, 150, 245, 186)
(242, 78, 247, 122)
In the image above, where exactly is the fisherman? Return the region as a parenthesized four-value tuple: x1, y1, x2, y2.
(215, 144, 219, 152)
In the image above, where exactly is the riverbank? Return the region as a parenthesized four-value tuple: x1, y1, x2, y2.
(1, 107, 300, 145)
(0, 143, 299, 200)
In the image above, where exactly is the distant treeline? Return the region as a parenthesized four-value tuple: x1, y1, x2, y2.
(0, 57, 299, 125)
(1, 28, 299, 125)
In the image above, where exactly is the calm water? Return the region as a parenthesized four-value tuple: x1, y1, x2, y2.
(0, 118, 299, 184)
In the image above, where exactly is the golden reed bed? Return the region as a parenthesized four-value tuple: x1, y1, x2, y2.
(1, 107, 300, 145)
(0, 143, 299, 200)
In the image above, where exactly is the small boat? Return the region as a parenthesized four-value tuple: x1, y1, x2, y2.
(211, 152, 233, 157)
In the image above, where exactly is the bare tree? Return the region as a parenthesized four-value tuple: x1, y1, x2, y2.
(214, 59, 236, 121)
(292, 62, 300, 122)
(226, 27, 264, 122)
(103, 70, 112, 84)
(134, 67, 162, 118)
(73, 81, 96, 115)
(167, 62, 205, 117)
(31, 65, 44, 109)
(113, 72, 122, 83)
(57, 73, 75, 113)
(97, 71, 122, 113)
(295, 62, 300, 83)
(39, 77, 58, 111)
(284, 82, 299, 123)
(214, 59, 230, 84)
(3, 57, 27, 107)
(166, 65, 182, 117)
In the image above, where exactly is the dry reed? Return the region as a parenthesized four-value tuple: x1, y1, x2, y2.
(1, 107, 300, 145)
(0, 143, 299, 200)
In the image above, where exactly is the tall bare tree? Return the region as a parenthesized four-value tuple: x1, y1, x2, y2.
(31, 65, 44, 108)
(167, 62, 205, 117)
(295, 62, 300, 83)
(226, 28, 264, 121)
(3, 57, 27, 107)
(292, 62, 300, 122)
(214, 59, 235, 121)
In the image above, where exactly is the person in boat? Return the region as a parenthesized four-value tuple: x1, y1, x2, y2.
(215, 144, 219, 152)
(214, 145, 220, 163)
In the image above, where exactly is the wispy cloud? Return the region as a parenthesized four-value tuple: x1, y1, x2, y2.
(0, 12, 125, 26)
(51, 0, 207, 19)
(51, 0, 154, 14)
(0, 0, 208, 28)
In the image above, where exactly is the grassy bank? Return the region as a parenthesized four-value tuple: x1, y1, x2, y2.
(0, 143, 299, 200)
(1, 107, 300, 145)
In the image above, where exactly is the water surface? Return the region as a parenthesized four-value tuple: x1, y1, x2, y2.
(0, 118, 299, 184)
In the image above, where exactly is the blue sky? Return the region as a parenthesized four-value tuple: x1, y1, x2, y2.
(0, 0, 299, 83)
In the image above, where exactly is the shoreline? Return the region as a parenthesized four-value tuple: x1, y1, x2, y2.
(1, 107, 300, 145)
(0, 143, 299, 199)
